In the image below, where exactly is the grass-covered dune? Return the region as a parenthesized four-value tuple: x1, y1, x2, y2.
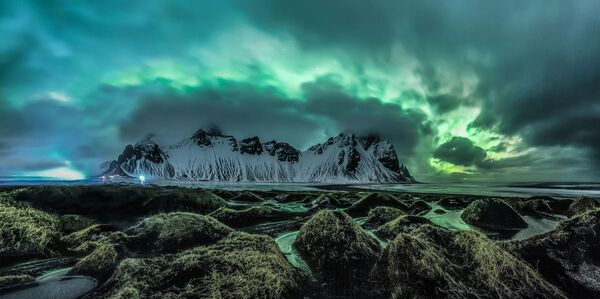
(209, 206, 302, 228)
(293, 210, 381, 297)
(93, 232, 309, 299)
(462, 198, 528, 231)
(362, 206, 406, 229)
(503, 209, 600, 297)
(126, 212, 233, 253)
(0, 199, 63, 260)
(371, 225, 566, 298)
(1, 185, 599, 298)
(344, 192, 409, 217)
(13, 186, 227, 219)
(374, 215, 434, 240)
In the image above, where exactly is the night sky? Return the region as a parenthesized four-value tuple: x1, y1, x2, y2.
(1, 1, 599, 182)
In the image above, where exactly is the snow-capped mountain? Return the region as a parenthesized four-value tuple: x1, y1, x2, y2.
(100, 128, 416, 183)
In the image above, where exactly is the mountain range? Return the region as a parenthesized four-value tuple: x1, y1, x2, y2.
(100, 128, 416, 183)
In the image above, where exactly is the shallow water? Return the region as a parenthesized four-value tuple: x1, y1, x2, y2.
(423, 202, 561, 240)
(1, 267, 96, 299)
(512, 216, 561, 240)
(274, 231, 312, 273)
(424, 203, 475, 231)
(357, 182, 600, 199)
(4, 177, 598, 199)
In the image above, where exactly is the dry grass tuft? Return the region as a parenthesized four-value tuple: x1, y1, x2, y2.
(70, 242, 120, 279)
(127, 212, 232, 253)
(374, 215, 434, 240)
(363, 206, 406, 228)
(0, 201, 61, 256)
(209, 206, 292, 227)
(0, 274, 35, 289)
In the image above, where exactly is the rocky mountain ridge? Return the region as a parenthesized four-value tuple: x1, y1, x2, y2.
(100, 128, 416, 183)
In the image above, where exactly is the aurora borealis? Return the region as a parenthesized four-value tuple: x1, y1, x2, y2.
(1, 1, 599, 181)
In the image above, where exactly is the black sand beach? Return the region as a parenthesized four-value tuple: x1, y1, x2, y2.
(1, 184, 599, 298)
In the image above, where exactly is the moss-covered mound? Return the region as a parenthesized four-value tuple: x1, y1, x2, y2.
(276, 193, 312, 203)
(0, 202, 62, 257)
(504, 209, 600, 297)
(566, 196, 600, 217)
(0, 274, 35, 289)
(362, 206, 405, 229)
(14, 186, 226, 218)
(374, 215, 434, 240)
(60, 214, 95, 234)
(344, 193, 409, 217)
(372, 225, 565, 299)
(210, 206, 296, 227)
(95, 232, 308, 299)
(503, 198, 553, 217)
(230, 191, 264, 202)
(408, 200, 432, 215)
(461, 198, 528, 230)
(436, 196, 469, 210)
(69, 242, 122, 279)
(61, 224, 120, 252)
(293, 210, 380, 297)
(543, 197, 573, 215)
(127, 212, 232, 253)
(311, 193, 345, 209)
(210, 189, 238, 200)
(521, 198, 552, 214)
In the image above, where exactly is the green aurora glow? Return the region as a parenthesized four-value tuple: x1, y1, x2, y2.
(1, 1, 599, 182)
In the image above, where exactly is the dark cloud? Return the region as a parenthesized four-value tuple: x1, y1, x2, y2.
(476, 155, 538, 171)
(427, 94, 461, 114)
(248, 0, 600, 164)
(118, 78, 426, 157)
(433, 137, 487, 167)
(118, 81, 320, 148)
(0, 0, 239, 99)
(301, 77, 427, 156)
(434, 136, 537, 171)
(487, 142, 508, 153)
(0, 98, 118, 175)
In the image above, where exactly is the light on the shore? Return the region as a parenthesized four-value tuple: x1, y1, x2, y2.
(139, 175, 146, 184)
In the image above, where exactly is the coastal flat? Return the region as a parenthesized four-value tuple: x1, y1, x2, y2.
(0, 184, 598, 298)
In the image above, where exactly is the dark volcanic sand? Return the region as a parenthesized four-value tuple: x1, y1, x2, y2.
(1, 184, 598, 298)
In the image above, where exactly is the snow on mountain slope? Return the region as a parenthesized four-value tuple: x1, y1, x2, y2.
(101, 128, 416, 183)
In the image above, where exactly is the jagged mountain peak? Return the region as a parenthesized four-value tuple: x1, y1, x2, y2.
(135, 133, 159, 146)
(239, 137, 263, 155)
(190, 127, 236, 148)
(206, 126, 224, 136)
(101, 129, 416, 183)
(263, 140, 301, 162)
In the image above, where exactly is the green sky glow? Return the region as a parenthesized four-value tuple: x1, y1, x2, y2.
(1, 1, 598, 182)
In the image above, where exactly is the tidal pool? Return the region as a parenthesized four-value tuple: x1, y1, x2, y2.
(275, 231, 312, 273)
(1, 267, 97, 299)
